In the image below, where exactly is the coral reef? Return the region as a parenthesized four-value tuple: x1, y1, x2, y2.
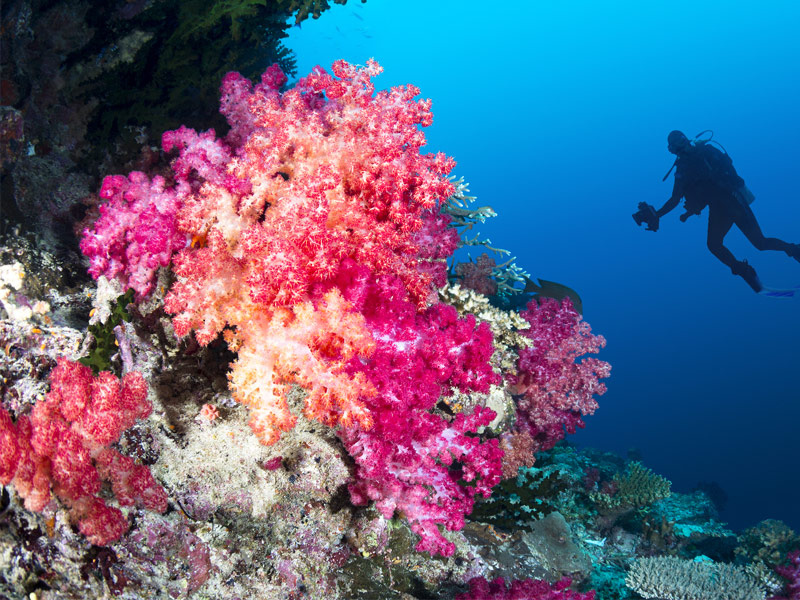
(0, 53, 619, 596)
(78, 58, 515, 558)
(1, 3, 796, 594)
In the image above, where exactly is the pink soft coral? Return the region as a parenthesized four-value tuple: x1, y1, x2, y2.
(501, 297, 610, 477)
(334, 262, 502, 556)
(771, 550, 800, 600)
(456, 577, 595, 600)
(162, 60, 454, 444)
(0, 358, 167, 545)
(80, 172, 188, 300)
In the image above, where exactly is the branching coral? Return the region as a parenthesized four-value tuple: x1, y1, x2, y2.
(608, 461, 671, 507)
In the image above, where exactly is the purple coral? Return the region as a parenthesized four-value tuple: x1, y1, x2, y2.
(771, 550, 800, 600)
(456, 576, 596, 600)
(500, 297, 610, 477)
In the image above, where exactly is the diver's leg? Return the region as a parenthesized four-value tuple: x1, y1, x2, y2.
(706, 206, 737, 268)
(710, 205, 762, 292)
(734, 202, 799, 260)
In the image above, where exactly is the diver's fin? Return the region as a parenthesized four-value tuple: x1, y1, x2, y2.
(731, 260, 762, 293)
(759, 285, 800, 298)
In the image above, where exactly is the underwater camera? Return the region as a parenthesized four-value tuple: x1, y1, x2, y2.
(632, 202, 659, 232)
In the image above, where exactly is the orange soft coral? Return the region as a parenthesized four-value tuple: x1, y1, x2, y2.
(226, 289, 376, 445)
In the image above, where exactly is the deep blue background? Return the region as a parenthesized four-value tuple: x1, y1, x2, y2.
(286, 0, 800, 531)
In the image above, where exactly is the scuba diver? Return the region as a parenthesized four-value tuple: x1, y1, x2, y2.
(633, 130, 800, 294)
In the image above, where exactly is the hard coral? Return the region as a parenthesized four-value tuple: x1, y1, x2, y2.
(0, 358, 167, 545)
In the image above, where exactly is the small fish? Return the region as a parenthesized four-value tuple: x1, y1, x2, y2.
(584, 537, 606, 547)
(523, 277, 583, 314)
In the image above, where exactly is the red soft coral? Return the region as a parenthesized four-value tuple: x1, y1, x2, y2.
(0, 358, 167, 545)
(83, 60, 459, 446)
(157, 60, 455, 444)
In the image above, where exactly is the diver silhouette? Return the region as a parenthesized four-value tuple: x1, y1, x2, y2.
(633, 130, 800, 294)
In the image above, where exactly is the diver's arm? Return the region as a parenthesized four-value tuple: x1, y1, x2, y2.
(655, 179, 683, 218)
(655, 195, 680, 218)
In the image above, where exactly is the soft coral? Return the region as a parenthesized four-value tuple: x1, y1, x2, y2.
(456, 576, 595, 600)
(772, 551, 800, 600)
(83, 60, 457, 446)
(500, 297, 610, 478)
(335, 262, 502, 556)
(0, 358, 167, 545)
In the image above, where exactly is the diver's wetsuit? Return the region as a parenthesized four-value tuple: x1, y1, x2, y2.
(658, 143, 799, 290)
(706, 191, 792, 268)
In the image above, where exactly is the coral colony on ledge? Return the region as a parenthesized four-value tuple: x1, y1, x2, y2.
(1, 54, 798, 600)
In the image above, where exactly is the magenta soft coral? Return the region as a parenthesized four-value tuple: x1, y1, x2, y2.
(333, 262, 503, 556)
(0, 358, 167, 545)
(771, 550, 800, 600)
(457, 577, 595, 600)
(501, 297, 610, 477)
(80, 172, 188, 300)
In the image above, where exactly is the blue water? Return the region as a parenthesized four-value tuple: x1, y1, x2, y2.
(286, 0, 800, 531)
